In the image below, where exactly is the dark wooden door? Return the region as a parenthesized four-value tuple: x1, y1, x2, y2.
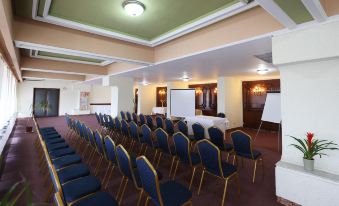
(33, 88, 60, 117)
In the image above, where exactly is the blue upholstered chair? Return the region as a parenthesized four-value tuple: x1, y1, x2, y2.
(129, 121, 146, 154)
(177, 120, 195, 141)
(172, 132, 201, 190)
(85, 127, 97, 164)
(141, 124, 159, 162)
(121, 119, 130, 146)
(155, 116, 163, 129)
(208, 126, 234, 161)
(126, 111, 132, 122)
(196, 139, 240, 206)
(230, 130, 264, 183)
(103, 114, 109, 129)
(99, 113, 104, 127)
(192, 123, 205, 141)
(103, 136, 118, 189)
(132, 113, 139, 124)
(95, 112, 101, 124)
(107, 115, 115, 136)
(154, 128, 176, 174)
(120, 111, 126, 121)
(164, 118, 174, 136)
(116, 145, 143, 205)
(146, 115, 156, 130)
(114, 117, 123, 142)
(139, 114, 146, 125)
(217, 113, 226, 118)
(136, 156, 193, 206)
(54, 191, 118, 206)
(93, 130, 106, 175)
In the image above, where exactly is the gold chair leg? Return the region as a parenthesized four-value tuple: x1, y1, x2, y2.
(232, 155, 236, 165)
(169, 156, 176, 176)
(156, 153, 162, 168)
(152, 150, 158, 164)
(118, 179, 129, 205)
(221, 179, 229, 206)
(189, 167, 197, 190)
(104, 166, 115, 189)
(102, 162, 111, 184)
(252, 160, 258, 183)
(172, 160, 180, 180)
(94, 155, 103, 176)
(116, 176, 125, 199)
(198, 170, 205, 195)
(137, 189, 143, 206)
(144, 196, 150, 206)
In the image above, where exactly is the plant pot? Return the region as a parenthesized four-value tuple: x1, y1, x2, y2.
(303, 158, 314, 171)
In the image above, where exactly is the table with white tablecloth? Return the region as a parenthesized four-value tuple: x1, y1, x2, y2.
(184, 115, 230, 138)
(152, 107, 167, 115)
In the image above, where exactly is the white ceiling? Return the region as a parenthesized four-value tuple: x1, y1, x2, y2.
(114, 36, 279, 84)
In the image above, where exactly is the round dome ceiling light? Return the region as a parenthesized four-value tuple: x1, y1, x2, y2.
(123, 0, 145, 17)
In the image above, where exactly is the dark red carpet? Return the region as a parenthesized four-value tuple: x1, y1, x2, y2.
(0, 115, 281, 205)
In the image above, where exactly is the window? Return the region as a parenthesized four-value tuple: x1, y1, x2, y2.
(0, 57, 17, 129)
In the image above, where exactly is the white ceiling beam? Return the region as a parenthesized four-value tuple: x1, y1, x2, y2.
(301, 0, 327, 22)
(256, 0, 297, 29)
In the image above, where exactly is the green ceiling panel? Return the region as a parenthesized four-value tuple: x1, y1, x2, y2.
(274, 0, 313, 24)
(37, 51, 104, 64)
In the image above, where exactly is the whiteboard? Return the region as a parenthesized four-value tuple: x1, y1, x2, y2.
(261, 93, 281, 124)
(170, 89, 195, 118)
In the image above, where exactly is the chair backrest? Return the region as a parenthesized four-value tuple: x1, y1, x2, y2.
(94, 130, 104, 154)
(155, 116, 163, 129)
(129, 121, 139, 140)
(120, 111, 126, 120)
(108, 115, 115, 129)
(121, 119, 130, 137)
(116, 145, 140, 188)
(146, 115, 154, 129)
(95, 112, 100, 124)
(217, 113, 226, 118)
(230, 130, 253, 158)
(208, 126, 225, 150)
(192, 123, 205, 140)
(104, 136, 117, 164)
(141, 124, 153, 146)
(196, 139, 223, 177)
(115, 117, 121, 131)
(103, 114, 109, 125)
(99, 113, 104, 125)
(132, 113, 138, 123)
(173, 132, 191, 164)
(76, 121, 84, 138)
(139, 114, 146, 125)
(164, 118, 174, 136)
(87, 127, 96, 147)
(155, 128, 172, 154)
(177, 120, 188, 136)
(126, 112, 132, 122)
(82, 123, 89, 142)
(136, 156, 163, 205)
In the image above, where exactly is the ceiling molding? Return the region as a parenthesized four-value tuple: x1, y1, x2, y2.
(32, 0, 258, 47)
(301, 0, 327, 22)
(22, 70, 85, 81)
(256, 0, 297, 29)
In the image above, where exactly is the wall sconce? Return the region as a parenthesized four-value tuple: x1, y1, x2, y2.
(252, 85, 266, 96)
(158, 89, 166, 95)
(213, 87, 217, 94)
(195, 88, 203, 95)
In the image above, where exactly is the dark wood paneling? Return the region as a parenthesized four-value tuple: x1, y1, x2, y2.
(189, 83, 217, 116)
(156, 87, 167, 107)
(134, 89, 138, 113)
(242, 79, 280, 130)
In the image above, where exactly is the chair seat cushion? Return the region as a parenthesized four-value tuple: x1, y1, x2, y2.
(62, 176, 101, 203)
(43, 134, 61, 140)
(40, 127, 56, 132)
(237, 150, 261, 160)
(49, 148, 75, 159)
(224, 143, 233, 152)
(53, 155, 82, 169)
(47, 142, 69, 151)
(45, 138, 65, 144)
(221, 162, 237, 177)
(58, 164, 90, 184)
(72, 192, 118, 206)
(160, 181, 192, 206)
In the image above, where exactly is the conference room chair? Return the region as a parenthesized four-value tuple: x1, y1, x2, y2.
(230, 130, 264, 183)
(107, 115, 116, 137)
(103, 136, 118, 189)
(103, 114, 110, 130)
(120, 111, 126, 121)
(164, 118, 175, 136)
(136, 156, 193, 206)
(84, 127, 98, 164)
(95, 112, 101, 125)
(141, 124, 159, 162)
(114, 117, 123, 143)
(116, 145, 143, 205)
(99, 113, 105, 129)
(154, 128, 176, 175)
(155, 116, 164, 129)
(139, 113, 146, 125)
(126, 111, 132, 122)
(146, 115, 156, 130)
(196, 139, 240, 206)
(130, 121, 147, 154)
(177, 120, 195, 142)
(93, 130, 107, 175)
(121, 119, 131, 146)
(172, 132, 201, 190)
(208, 126, 234, 161)
(217, 113, 226, 118)
(132, 112, 139, 124)
(192, 122, 206, 141)
(54, 191, 118, 206)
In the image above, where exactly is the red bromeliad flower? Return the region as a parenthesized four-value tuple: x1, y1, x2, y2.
(306, 132, 314, 150)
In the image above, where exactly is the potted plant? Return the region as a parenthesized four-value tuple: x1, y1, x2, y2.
(289, 132, 338, 171)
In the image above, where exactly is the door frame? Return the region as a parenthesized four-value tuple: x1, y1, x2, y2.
(33, 88, 60, 117)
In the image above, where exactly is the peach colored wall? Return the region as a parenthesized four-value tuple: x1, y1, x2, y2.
(320, 0, 339, 17)
(22, 70, 85, 81)
(154, 6, 283, 62)
(107, 62, 142, 75)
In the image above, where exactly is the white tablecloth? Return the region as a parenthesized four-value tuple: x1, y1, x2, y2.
(184, 115, 230, 138)
(152, 107, 167, 115)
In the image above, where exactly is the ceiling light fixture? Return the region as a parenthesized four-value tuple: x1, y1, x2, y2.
(122, 0, 145, 16)
(257, 68, 269, 75)
(181, 77, 191, 82)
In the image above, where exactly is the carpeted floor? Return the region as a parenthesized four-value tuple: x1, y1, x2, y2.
(0, 115, 282, 206)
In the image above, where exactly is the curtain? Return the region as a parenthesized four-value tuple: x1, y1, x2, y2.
(0, 57, 17, 129)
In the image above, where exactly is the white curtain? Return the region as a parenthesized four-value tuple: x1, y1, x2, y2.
(0, 58, 17, 129)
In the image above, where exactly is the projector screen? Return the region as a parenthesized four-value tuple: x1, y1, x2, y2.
(261, 93, 281, 124)
(170, 89, 195, 118)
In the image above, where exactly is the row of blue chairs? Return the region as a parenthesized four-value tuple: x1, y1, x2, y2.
(33, 116, 119, 206)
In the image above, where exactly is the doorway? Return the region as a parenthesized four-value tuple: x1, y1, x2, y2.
(33, 88, 60, 117)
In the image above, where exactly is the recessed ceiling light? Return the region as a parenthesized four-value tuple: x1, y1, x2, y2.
(180, 77, 191, 82)
(122, 0, 145, 17)
(257, 68, 269, 75)
(140, 80, 150, 85)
